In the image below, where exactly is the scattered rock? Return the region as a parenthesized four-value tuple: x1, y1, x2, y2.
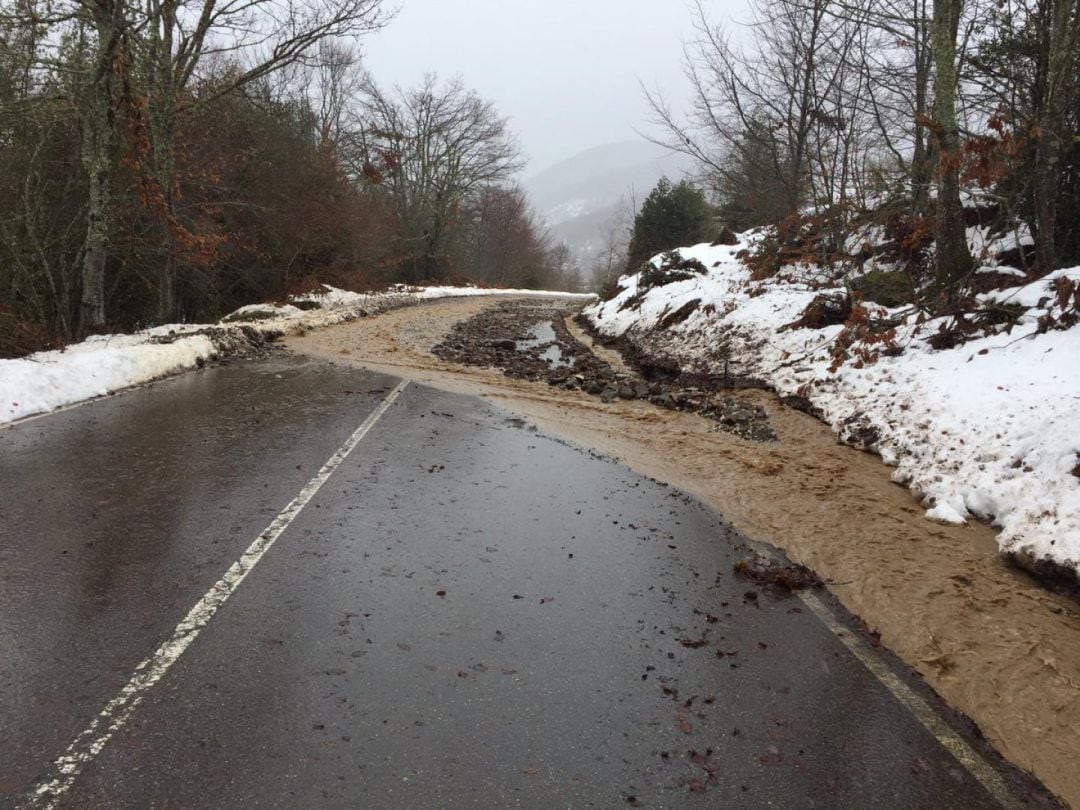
(779, 394, 822, 419)
(713, 227, 739, 246)
(734, 553, 822, 593)
(432, 301, 777, 442)
(838, 416, 880, 450)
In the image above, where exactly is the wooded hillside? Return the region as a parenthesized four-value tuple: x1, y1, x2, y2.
(0, 1, 578, 354)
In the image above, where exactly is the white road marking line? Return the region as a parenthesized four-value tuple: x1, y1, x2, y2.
(24, 380, 409, 809)
(798, 590, 1022, 809)
(744, 542, 1020, 806)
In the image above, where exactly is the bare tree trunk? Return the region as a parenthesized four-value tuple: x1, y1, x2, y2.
(782, 0, 826, 217)
(145, 0, 181, 322)
(930, 0, 972, 303)
(1033, 0, 1079, 273)
(78, 4, 124, 333)
(911, 1, 933, 214)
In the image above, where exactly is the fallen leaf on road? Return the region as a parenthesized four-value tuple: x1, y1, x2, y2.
(759, 745, 783, 765)
(679, 637, 708, 649)
(676, 708, 694, 734)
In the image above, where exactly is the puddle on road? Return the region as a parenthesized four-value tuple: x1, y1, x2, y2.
(517, 320, 571, 368)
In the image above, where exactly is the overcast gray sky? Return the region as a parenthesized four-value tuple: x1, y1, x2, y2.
(360, 0, 748, 177)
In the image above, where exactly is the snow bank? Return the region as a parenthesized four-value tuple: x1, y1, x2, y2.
(585, 242, 1080, 576)
(0, 284, 593, 427)
(0, 331, 216, 425)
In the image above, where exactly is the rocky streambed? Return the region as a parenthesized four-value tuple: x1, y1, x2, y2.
(432, 301, 776, 442)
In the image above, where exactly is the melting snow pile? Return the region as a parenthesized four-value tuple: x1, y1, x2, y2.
(585, 240, 1080, 577)
(0, 284, 593, 427)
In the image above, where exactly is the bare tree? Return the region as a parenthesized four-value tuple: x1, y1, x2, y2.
(1031, 0, 1080, 272)
(456, 185, 578, 290)
(78, 0, 128, 332)
(805, 0, 936, 211)
(643, 0, 880, 228)
(930, 0, 973, 296)
(590, 199, 632, 294)
(2, 0, 391, 328)
(136, 0, 391, 320)
(312, 40, 364, 148)
(345, 74, 523, 281)
(0, 1, 87, 336)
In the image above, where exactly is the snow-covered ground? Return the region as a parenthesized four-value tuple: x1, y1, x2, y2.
(0, 284, 593, 427)
(585, 241, 1080, 577)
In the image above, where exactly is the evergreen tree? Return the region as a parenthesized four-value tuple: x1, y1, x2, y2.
(626, 178, 714, 270)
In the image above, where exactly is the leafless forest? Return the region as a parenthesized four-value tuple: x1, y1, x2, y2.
(643, 0, 1079, 313)
(2, 0, 1078, 351)
(0, 0, 580, 351)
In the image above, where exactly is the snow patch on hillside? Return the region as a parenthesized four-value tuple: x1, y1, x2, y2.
(585, 242, 1080, 576)
(0, 285, 593, 427)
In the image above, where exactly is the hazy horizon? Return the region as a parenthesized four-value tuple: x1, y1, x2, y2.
(360, 0, 748, 176)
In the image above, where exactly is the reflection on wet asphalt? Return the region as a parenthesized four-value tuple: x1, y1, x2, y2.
(0, 357, 1028, 807)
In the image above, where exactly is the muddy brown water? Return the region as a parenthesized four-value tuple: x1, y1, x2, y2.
(288, 295, 1080, 808)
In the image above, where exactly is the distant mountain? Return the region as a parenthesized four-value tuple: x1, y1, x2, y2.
(523, 141, 692, 268)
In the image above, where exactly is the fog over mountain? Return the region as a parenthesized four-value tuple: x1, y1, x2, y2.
(522, 141, 692, 268)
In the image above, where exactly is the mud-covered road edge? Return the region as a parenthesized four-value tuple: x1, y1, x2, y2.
(573, 312, 1080, 595)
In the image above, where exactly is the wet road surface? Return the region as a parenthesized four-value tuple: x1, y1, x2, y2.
(0, 356, 1051, 807)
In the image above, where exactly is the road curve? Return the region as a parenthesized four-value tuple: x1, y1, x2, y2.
(0, 355, 1052, 808)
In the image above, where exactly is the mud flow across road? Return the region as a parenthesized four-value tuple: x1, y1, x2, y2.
(290, 294, 1080, 808)
(432, 300, 776, 442)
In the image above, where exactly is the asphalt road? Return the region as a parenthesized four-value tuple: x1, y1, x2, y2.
(0, 354, 1051, 808)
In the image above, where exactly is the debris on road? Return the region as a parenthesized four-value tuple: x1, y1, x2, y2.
(734, 553, 822, 593)
(432, 301, 777, 442)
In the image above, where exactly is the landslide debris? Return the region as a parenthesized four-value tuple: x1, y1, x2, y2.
(433, 301, 777, 442)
